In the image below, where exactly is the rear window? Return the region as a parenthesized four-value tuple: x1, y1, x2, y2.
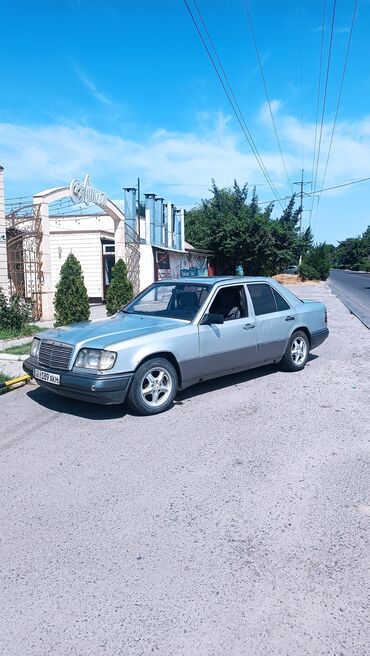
(272, 288, 290, 311)
(248, 284, 276, 315)
(247, 283, 291, 315)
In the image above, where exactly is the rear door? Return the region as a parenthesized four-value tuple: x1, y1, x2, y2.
(246, 283, 295, 361)
(198, 284, 257, 377)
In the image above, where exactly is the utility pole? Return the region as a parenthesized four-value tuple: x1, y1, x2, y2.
(293, 169, 312, 265)
(293, 169, 311, 234)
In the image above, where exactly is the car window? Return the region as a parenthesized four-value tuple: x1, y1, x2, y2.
(248, 283, 277, 315)
(272, 288, 290, 311)
(124, 283, 210, 320)
(208, 285, 247, 321)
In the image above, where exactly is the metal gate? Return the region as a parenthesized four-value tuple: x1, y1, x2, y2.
(5, 202, 43, 320)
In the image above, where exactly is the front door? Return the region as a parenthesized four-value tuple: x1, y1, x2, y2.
(198, 285, 257, 377)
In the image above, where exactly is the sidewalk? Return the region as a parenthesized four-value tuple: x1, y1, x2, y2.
(0, 304, 108, 378)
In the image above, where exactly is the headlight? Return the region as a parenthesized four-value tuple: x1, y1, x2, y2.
(31, 338, 41, 359)
(74, 348, 116, 370)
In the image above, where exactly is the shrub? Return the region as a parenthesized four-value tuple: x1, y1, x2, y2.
(299, 243, 332, 281)
(54, 254, 90, 326)
(106, 259, 134, 316)
(0, 288, 32, 332)
(361, 257, 370, 272)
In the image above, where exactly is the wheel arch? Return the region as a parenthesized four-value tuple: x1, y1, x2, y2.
(135, 351, 182, 386)
(290, 326, 311, 347)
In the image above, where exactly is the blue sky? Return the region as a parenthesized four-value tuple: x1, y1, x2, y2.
(1, 0, 369, 244)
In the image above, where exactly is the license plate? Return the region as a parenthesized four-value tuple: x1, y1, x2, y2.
(34, 369, 60, 385)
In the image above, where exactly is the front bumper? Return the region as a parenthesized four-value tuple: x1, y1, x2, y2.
(23, 358, 133, 405)
(310, 328, 329, 350)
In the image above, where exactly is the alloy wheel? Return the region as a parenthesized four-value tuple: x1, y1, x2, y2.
(291, 336, 307, 366)
(140, 367, 173, 408)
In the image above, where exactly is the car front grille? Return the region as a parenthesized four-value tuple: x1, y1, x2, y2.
(38, 341, 73, 370)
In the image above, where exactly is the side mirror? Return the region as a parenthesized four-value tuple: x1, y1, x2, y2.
(201, 312, 224, 325)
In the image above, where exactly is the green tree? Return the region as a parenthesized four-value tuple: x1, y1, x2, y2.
(335, 237, 363, 270)
(185, 180, 303, 276)
(54, 254, 90, 326)
(299, 243, 332, 281)
(106, 259, 134, 316)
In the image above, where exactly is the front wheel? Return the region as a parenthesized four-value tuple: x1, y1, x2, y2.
(127, 357, 178, 415)
(281, 330, 309, 372)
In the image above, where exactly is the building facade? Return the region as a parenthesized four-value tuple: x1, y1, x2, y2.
(1, 170, 213, 319)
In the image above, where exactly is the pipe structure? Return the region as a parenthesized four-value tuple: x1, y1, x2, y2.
(144, 193, 156, 245)
(123, 187, 137, 233)
(154, 197, 164, 247)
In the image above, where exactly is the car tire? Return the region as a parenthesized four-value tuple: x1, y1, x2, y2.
(127, 357, 178, 416)
(281, 330, 309, 372)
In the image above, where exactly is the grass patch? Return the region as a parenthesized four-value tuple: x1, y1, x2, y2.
(3, 342, 32, 355)
(0, 372, 11, 395)
(0, 325, 47, 340)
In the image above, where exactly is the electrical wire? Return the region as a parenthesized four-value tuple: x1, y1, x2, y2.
(258, 175, 370, 207)
(315, 0, 358, 212)
(310, 1, 327, 224)
(243, 0, 292, 192)
(183, 0, 286, 210)
(312, 0, 337, 199)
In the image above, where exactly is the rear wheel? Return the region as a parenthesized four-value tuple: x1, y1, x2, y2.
(281, 330, 309, 372)
(127, 357, 178, 415)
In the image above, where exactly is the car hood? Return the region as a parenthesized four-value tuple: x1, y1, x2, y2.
(39, 313, 186, 350)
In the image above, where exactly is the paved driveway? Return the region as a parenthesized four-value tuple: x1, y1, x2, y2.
(1, 284, 369, 656)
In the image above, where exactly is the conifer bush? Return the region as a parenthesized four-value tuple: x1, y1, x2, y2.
(54, 254, 90, 326)
(106, 259, 133, 316)
(299, 243, 332, 281)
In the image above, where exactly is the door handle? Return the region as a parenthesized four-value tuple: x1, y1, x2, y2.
(285, 315, 295, 321)
(243, 323, 255, 330)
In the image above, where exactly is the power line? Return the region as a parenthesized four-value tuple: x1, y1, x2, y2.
(316, 0, 358, 207)
(310, 0, 327, 222)
(257, 175, 370, 207)
(243, 0, 292, 192)
(183, 0, 286, 210)
(190, 0, 285, 208)
(312, 0, 337, 198)
(308, 175, 370, 196)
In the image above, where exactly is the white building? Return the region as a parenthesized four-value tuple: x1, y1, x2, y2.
(2, 173, 213, 318)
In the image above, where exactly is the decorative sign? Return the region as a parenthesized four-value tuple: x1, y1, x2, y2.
(0, 232, 6, 244)
(69, 174, 108, 207)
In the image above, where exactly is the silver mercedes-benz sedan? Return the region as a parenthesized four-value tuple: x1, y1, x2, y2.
(24, 276, 329, 415)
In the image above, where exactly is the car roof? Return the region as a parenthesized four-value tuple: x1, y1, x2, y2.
(154, 276, 274, 286)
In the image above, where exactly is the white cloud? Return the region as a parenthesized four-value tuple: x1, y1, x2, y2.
(1, 107, 370, 214)
(74, 65, 113, 106)
(0, 116, 289, 200)
(259, 99, 282, 123)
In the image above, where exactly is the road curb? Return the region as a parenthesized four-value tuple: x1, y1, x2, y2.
(328, 282, 370, 330)
(0, 353, 28, 362)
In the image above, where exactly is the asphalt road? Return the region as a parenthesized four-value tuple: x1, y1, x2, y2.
(1, 284, 369, 656)
(329, 269, 370, 329)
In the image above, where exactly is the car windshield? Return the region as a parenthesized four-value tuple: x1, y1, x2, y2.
(123, 282, 211, 320)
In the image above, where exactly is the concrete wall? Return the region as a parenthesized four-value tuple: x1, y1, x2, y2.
(139, 244, 154, 291)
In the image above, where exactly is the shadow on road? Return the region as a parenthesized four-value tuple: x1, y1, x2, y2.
(175, 354, 318, 404)
(26, 354, 319, 417)
(26, 387, 128, 420)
